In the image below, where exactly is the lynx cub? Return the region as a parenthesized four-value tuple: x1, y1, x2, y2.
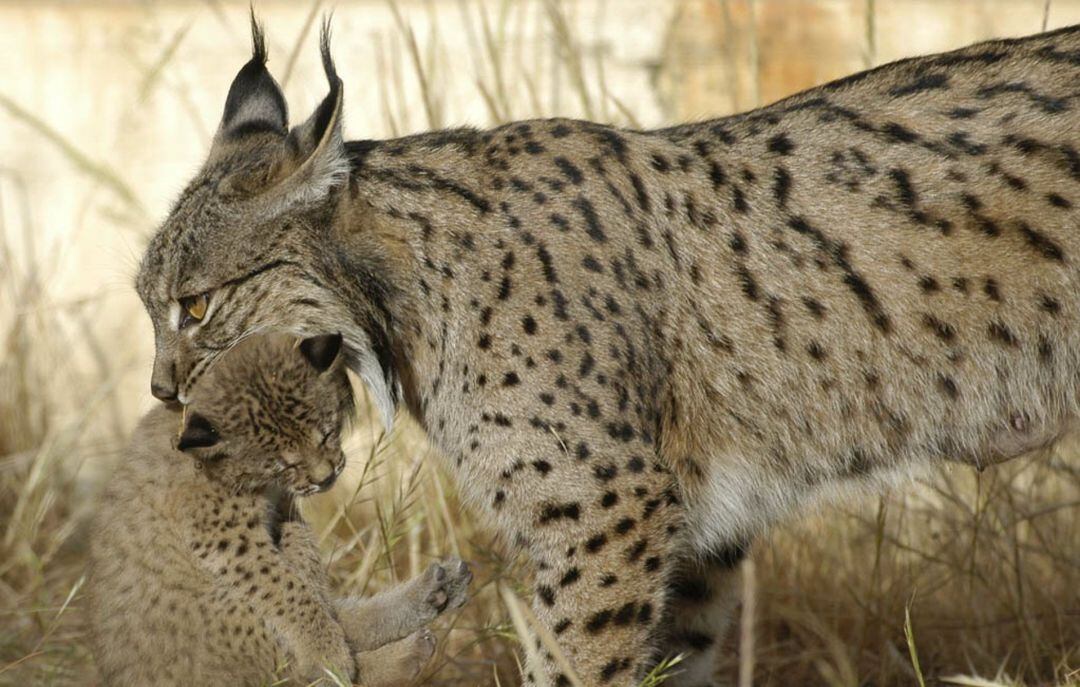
(87, 333, 472, 686)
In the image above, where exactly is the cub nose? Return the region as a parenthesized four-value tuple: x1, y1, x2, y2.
(151, 383, 178, 401)
(314, 471, 338, 493)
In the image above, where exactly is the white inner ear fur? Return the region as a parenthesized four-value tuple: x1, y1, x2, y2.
(253, 87, 350, 220)
(287, 127, 351, 208)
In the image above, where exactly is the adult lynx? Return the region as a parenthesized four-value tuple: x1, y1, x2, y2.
(135, 17, 1079, 686)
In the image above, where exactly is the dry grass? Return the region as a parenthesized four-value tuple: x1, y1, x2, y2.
(1, 1, 1078, 686)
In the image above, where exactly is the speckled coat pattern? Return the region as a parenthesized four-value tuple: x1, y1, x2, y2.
(135, 20, 1080, 686)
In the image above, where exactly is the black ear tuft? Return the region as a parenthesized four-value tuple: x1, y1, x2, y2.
(309, 17, 341, 141)
(177, 412, 220, 451)
(218, 11, 288, 139)
(300, 333, 343, 373)
(285, 15, 342, 157)
(250, 6, 269, 65)
(319, 15, 339, 90)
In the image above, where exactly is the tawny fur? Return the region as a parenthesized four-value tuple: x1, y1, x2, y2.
(135, 19, 1080, 686)
(86, 333, 471, 686)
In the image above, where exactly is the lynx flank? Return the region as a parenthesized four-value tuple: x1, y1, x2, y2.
(87, 333, 471, 686)
(135, 18, 1080, 686)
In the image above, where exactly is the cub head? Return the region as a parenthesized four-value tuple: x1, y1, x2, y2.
(135, 15, 398, 430)
(175, 332, 354, 495)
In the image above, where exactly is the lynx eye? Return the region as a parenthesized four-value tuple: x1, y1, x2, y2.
(178, 292, 210, 328)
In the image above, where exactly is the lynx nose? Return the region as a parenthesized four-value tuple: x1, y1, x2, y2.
(151, 383, 178, 401)
(151, 354, 179, 402)
(152, 354, 179, 401)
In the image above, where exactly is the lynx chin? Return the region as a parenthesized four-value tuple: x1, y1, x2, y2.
(135, 15, 1080, 686)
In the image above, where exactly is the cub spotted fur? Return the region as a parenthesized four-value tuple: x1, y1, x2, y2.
(136, 17, 1079, 686)
(87, 333, 472, 686)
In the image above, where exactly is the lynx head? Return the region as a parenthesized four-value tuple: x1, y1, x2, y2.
(135, 15, 399, 429)
(175, 332, 354, 495)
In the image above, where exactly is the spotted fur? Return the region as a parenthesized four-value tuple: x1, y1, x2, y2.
(87, 333, 472, 686)
(135, 18, 1080, 686)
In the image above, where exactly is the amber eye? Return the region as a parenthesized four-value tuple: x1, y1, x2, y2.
(179, 292, 209, 327)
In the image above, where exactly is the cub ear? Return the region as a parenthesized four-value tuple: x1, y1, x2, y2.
(177, 412, 220, 452)
(267, 18, 348, 207)
(299, 333, 343, 373)
(213, 11, 288, 144)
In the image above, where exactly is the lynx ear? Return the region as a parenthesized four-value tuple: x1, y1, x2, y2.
(268, 19, 349, 207)
(176, 412, 220, 452)
(299, 333, 343, 373)
(214, 12, 288, 143)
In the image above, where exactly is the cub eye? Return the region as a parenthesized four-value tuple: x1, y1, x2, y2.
(178, 292, 209, 328)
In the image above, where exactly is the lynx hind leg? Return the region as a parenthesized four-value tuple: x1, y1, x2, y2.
(660, 541, 749, 687)
(353, 629, 436, 687)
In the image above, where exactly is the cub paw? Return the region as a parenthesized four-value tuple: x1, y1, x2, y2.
(420, 558, 473, 615)
(354, 630, 435, 687)
(399, 628, 436, 681)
